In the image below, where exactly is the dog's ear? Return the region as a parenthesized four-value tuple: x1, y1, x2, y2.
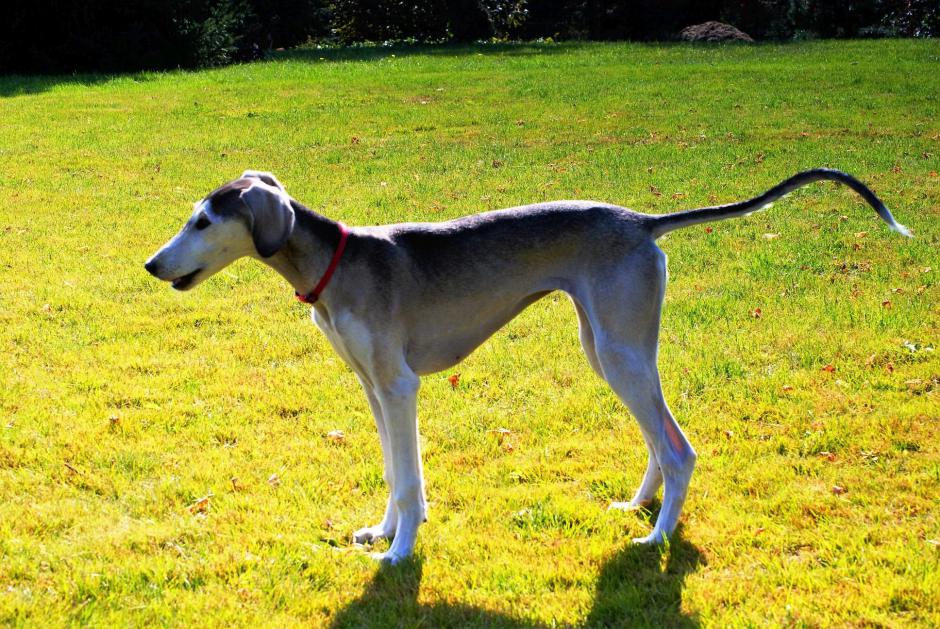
(241, 170, 285, 192)
(239, 181, 296, 258)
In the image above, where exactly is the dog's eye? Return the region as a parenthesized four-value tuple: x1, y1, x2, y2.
(194, 216, 211, 230)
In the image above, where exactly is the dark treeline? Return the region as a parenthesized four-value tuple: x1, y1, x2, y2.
(1, 0, 936, 74)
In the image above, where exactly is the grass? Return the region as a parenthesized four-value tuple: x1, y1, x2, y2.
(0, 39, 938, 626)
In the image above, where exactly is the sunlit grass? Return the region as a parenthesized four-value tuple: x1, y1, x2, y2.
(0, 39, 937, 626)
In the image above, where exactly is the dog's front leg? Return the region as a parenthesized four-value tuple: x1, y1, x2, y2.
(371, 371, 426, 564)
(352, 379, 399, 544)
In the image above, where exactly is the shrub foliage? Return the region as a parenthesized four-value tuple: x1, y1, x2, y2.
(0, 0, 935, 73)
(0, 0, 327, 74)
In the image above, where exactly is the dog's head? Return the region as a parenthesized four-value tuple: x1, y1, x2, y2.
(144, 170, 296, 290)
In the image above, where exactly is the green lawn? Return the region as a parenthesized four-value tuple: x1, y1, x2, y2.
(0, 40, 937, 627)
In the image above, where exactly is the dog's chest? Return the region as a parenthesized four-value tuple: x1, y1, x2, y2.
(311, 308, 375, 376)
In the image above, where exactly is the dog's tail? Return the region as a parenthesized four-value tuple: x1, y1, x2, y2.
(645, 168, 912, 239)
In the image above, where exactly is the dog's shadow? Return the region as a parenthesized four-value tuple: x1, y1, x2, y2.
(329, 526, 703, 628)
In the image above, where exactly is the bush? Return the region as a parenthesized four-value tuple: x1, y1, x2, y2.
(0, 0, 934, 75)
(249, 0, 333, 49)
(0, 0, 337, 74)
(329, 0, 451, 43)
(0, 0, 258, 74)
(507, 0, 719, 41)
(886, 0, 940, 37)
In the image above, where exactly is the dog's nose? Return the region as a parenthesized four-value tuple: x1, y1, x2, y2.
(144, 259, 160, 277)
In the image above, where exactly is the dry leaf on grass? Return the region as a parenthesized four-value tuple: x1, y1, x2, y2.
(189, 495, 211, 514)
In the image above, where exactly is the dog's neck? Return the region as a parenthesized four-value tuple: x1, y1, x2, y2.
(260, 199, 345, 301)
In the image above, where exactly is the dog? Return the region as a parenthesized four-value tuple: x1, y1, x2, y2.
(145, 168, 909, 563)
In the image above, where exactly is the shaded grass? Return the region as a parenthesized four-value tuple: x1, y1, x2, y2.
(0, 40, 937, 626)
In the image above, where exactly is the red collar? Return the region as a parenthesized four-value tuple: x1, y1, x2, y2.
(295, 222, 349, 304)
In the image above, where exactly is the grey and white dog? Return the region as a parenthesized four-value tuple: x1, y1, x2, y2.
(145, 168, 909, 564)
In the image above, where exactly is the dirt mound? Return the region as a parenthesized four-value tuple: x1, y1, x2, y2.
(679, 21, 754, 42)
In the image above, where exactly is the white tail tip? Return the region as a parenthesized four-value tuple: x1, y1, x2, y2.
(890, 222, 913, 238)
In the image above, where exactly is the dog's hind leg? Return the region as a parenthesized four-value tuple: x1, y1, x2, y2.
(572, 297, 604, 378)
(352, 379, 399, 544)
(609, 436, 663, 511)
(589, 245, 695, 543)
(573, 295, 664, 511)
(596, 338, 695, 543)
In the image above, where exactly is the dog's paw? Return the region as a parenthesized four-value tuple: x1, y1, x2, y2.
(608, 500, 649, 512)
(632, 530, 667, 545)
(370, 550, 406, 565)
(353, 524, 395, 545)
